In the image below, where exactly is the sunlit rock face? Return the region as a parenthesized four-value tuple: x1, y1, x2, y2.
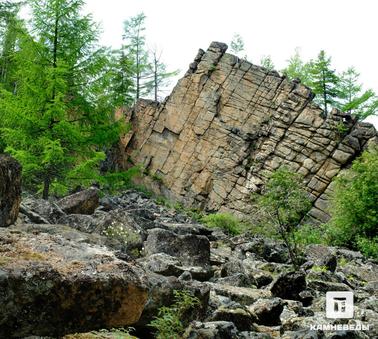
(118, 42, 377, 223)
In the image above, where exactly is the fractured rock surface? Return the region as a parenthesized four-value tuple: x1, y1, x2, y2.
(119, 42, 377, 222)
(0, 225, 148, 337)
(0, 154, 21, 227)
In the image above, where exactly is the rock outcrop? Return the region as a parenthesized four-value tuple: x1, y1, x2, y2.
(0, 154, 21, 227)
(118, 42, 377, 223)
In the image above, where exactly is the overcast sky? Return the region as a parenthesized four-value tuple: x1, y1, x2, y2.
(84, 0, 377, 126)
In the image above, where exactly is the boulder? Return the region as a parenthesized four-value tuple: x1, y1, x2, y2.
(0, 225, 148, 337)
(137, 272, 210, 327)
(0, 154, 21, 227)
(210, 306, 256, 331)
(57, 187, 99, 215)
(305, 244, 337, 272)
(248, 298, 284, 326)
(270, 271, 306, 301)
(140, 253, 213, 281)
(20, 197, 65, 224)
(207, 283, 271, 305)
(183, 321, 238, 339)
(145, 228, 210, 267)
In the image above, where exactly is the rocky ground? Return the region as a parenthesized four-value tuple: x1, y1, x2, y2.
(1, 189, 377, 338)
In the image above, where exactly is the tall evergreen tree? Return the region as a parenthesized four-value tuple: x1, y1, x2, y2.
(282, 48, 311, 85)
(337, 67, 378, 120)
(148, 47, 178, 101)
(122, 12, 152, 101)
(0, 0, 21, 89)
(308, 50, 339, 116)
(0, 0, 123, 198)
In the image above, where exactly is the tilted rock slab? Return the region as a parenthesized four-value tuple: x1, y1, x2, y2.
(0, 154, 21, 227)
(119, 42, 378, 222)
(0, 225, 148, 337)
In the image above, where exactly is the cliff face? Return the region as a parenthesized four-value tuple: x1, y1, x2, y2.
(119, 42, 377, 223)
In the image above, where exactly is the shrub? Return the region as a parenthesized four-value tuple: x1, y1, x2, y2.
(294, 223, 327, 246)
(326, 146, 378, 259)
(201, 213, 244, 235)
(149, 290, 200, 339)
(254, 167, 312, 268)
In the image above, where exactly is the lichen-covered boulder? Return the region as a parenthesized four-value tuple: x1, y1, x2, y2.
(57, 187, 99, 215)
(0, 225, 148, 337)
(0, 154, 21, 227)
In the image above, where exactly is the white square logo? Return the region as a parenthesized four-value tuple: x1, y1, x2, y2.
(326, 291, 354, 319)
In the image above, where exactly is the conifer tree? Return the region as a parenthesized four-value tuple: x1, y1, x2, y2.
(282, 48, 311, 86)
(148, 47, 179, 101)
(337, 67, 378, 120)
(0, 0, 123, 198)
(122, 12, 152, 101)
(308, 50, 339, 116)
(0, 0, 21, 89)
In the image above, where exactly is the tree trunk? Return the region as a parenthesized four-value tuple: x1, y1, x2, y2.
(42, 176, 50, 200)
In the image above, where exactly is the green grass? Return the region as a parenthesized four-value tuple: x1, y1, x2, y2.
(201, 213, 245, 235)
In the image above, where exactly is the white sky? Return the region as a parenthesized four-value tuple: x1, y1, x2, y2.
(87, 0, 377, 126)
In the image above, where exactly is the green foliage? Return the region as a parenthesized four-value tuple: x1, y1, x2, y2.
(311, 265, 328, 273)
(201, 213, 244, 235)
(229, 33, 246, 58)
(0, 0, 125, 198)
(255, 167, 312, 268)
(260, 55, 275, 71)
(282, 48, 311, 85)
(325, 147, 378, 259)
(294, 223, 326, 246)
(283, 51, 377, 120)
(307, 50, 340, 116)
(101, 166, 142, 194)
(337, 67, 378, 120)
(149, 290, 200, 339)
(122, 12, 151, 101)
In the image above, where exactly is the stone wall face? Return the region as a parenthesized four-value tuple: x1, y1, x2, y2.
(120, 42, 377, 223)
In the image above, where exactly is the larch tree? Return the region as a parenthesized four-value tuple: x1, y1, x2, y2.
(0, 0, 124, 198)
(337, 67, 378, 120)
(148, 47, 179, 102)
(0, 0, 21, 90)
(122, 12, 152, 101)
(282, 48, 311, 86)
(308, 50, 340, 116)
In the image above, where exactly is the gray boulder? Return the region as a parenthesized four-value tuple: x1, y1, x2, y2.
(183, 321, 238, 339)
(270, 271, 306, 301)
(145, 228, 211, 267)
(57, 187, 99, 214)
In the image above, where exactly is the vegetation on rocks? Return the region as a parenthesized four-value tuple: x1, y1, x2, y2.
(325, 146, 378, 259)
(201, 213, 245, 235)
(149, 290, 200, 339)
(254, 168, 312, 268)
